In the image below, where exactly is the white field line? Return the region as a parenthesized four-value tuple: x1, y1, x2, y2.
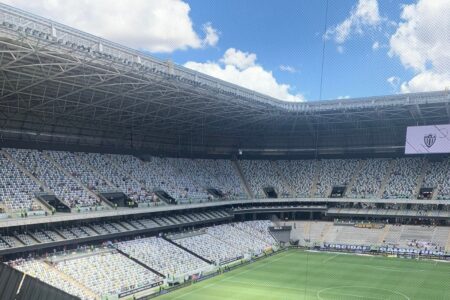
(172, 251, 295, 299)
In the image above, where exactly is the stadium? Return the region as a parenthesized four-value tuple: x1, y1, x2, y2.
(0, 2, 449, 300)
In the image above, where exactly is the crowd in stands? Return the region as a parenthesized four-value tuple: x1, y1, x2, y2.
(348, 159, 391, 198)
(0, 151, 41, 212)
(79, 152, 153, 203)
(5, 220, 277, 298)
(274, 160, 316, 197)
(383, 158, 424, 199)
(13, 259, 94, 300)
(117, 236, 210, 277)
(3, 219, 449, 299)
(206, 223, 273, 254)
(233, 220, 277, 245)
(1, 147, 450, 213)
(55, 250, 161, 296)
(240, 160, 290, 198)
(193, 159, 247, 200)
(315, 159, 360, 197)
(422, 160, 450, 200)
(175, 232, 244, 264)
(287, 220, 450, 252)
(174, 220, 276, 264)
(45, 151, 112, 193)
(5, 148, 99, 208)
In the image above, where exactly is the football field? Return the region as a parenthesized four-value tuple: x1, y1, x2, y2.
(158, 250, 450, 300)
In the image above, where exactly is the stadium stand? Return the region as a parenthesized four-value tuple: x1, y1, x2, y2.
(2, 147, 450, 209)
(422, 160, 450, 200)
(12, 259, 96, 300)
(273, 160, 317, 197)
(0, 151, 42, 212)
(383, 158, 424, 199)
(5, 220, 447, 299)
(0, 4, 448, 299)
(239, 160, 290, 198)
(78, 152, 154, 204)
(55, 250, 161, 297)
(315, 159, 360, 197)
(348, 159, 392, 198)
(45, 151, 112, 193)
(206, 223, 274, 254)
(116, 236, 211, 277)
(233, 220, 277, 245)
(173, 231, 244, 264)
(5, 149, 100, 208)
(288, 221, 450, 251)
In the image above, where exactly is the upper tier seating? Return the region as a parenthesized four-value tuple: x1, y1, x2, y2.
(186, 159, 247, 200)
(79, 153, 153, 203)
(110, 155, 207, 201)
(45, 151, 112, 192)
(348, 159, 391, 198)
(5, 148, 98, 208)
(315, 159, 360, 197)
(0, 151, 41, 212)
(422, 160, 450, 200)
(240, 160, 289, 198)
(1, 147, 450, 213)
(110, 155, 246, 201)
(273, 160, 316, 197)
(383, 158, 423, 199)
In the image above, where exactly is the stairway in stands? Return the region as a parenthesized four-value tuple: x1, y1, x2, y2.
(162, 236, 212, 264)
(345, 160, 366, 197)
(76, 155, 117, 189)
(303, 222, 311, 239)
(43, 261, 99, 300)
(233, 160, 254, 198)
(413, 158, 429, 199)
(272, 161, 296, 197)
(378, 225, 391, 244)
(104, 154, 144, 185)
(1, 149, 52, 214)
(309, 163, 321, 198)
(44, 152, 109, 208)
(320, 223, 332, 243)
(377, 159, 396, 198)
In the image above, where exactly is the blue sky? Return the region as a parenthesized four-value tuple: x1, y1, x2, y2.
(160, 0, 418, 100)
(5, 0, 449, 102)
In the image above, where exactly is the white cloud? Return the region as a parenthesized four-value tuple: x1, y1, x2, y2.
(337, 95, 350, 99)
(184, 48, 304, 102)
(279, 65, 297, 73)
(326, 0, 381, 44)
(3, 0, 218, 53)
(202, 23, 219, 47)
(389, 0, 450, 93)
(387, 76, 400, 90)
(220, 48, 257, 70)
(372, 41, 380, 50)
(400, 71, 450, 93)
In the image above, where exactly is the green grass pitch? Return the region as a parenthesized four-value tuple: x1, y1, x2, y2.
(158, 250, 450, 300)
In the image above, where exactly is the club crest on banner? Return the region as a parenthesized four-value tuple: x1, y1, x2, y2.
(423, 134, 436, 148)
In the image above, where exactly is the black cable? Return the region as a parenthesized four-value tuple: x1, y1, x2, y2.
(319, 0, 329, 101)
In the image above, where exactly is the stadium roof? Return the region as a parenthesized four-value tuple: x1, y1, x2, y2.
(0, 3, 449, 157)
